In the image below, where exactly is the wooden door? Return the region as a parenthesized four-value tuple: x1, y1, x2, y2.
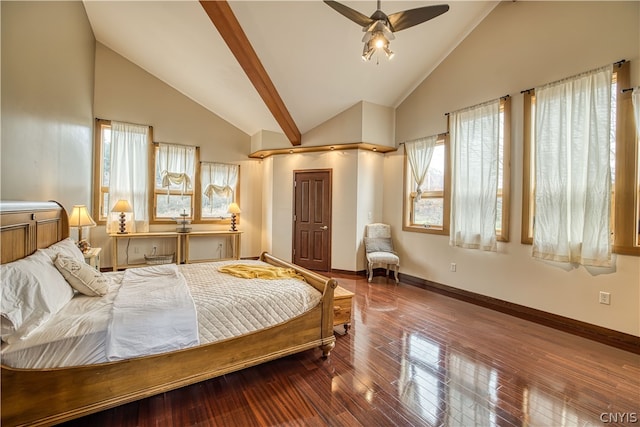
(293, 170, 332, 271)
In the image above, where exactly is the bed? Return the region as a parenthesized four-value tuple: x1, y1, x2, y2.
(0, 201, 337, 427)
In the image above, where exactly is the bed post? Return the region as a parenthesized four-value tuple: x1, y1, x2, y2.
(259, 252, 337, 357)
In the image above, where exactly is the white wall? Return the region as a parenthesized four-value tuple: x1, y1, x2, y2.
(93, 43, 262, 265)
(392, 1, 640, 336)
(302, 102, 364, 147)
(1, 1, 95, 214)
(267, 149, 388, 271)
(302, 101, 395, 147)
(356, 150, 384, 270)
(261, 151, 379, 269)
(361, 102, 395, 148)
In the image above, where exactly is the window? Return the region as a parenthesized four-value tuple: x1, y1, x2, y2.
(403, 98, 510, 243)
(448, 97, 510, 251)
(404, 134, 449, 234)
(201, 162, 239, 220)
(522, 61, 639, 257)
(93, 119, 152, 232)
(94, 118, 240, 227)
(153, 143, 198, 221)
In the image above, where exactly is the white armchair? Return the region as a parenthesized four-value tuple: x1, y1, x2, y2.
(364, 223, 399, 283)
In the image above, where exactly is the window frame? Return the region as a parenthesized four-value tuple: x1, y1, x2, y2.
(199, 161, 241, 224)
(92, 118, 110, 224)
(521, 61, 639, 256)
(403, 133, 450, 235)
(497, 96, 512, 242)
(150, 142, 200, 224)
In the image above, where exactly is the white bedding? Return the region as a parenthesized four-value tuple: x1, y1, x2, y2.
(1, 260, 322, 369)
(106, 264, 199, 361)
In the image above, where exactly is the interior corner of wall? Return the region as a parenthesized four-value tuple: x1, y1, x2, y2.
(251, 129, 289, 152)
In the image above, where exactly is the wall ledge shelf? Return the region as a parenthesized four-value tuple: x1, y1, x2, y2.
(249, 142, 397, 159)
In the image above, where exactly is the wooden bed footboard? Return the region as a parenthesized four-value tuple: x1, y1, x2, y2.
(0, 201, 337, 427)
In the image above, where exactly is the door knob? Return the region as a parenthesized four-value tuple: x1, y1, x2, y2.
(320, 226, 328, 230)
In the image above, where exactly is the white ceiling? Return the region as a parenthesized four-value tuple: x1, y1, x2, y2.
(83, 0, 498, 139)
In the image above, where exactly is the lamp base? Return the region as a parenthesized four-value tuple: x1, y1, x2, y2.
(229, 214, 237, 232)
(118, 212, 127, 233)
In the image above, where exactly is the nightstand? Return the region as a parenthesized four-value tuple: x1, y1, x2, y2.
(333, 285, 354, 332)
(83, 247, 102, 271)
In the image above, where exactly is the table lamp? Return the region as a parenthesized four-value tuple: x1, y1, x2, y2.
(69, 205, 96, 253)
(111, 199, 132, 234)
(227, 202, 241, 231)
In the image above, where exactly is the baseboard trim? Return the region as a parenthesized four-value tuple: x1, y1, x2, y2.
(395, 273, 639, 355)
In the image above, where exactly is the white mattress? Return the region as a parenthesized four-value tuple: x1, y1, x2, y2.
(1, 260, 322, 369)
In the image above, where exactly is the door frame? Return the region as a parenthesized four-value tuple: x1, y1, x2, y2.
(292, 168, 332, 272)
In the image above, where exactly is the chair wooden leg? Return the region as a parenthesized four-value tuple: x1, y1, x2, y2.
(368, 262, 373, 282)
(395, 264, 399, 283)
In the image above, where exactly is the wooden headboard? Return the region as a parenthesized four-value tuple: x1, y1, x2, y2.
(0, 201, 69, 264)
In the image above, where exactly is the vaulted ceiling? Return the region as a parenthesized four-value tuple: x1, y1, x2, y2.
(83, 0, 498, 144)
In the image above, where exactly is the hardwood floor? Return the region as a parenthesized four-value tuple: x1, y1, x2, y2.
(61, 273, 639, 426)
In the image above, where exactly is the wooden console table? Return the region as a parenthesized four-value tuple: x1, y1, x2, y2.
(110, 230, 242, 270)
(110, 232, 182, 271)
(183, 231, 242, 263)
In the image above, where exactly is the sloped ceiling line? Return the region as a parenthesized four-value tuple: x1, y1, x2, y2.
(199, 0, 301, 146)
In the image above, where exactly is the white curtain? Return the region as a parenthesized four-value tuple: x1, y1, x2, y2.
(201, 162, 239, 216)
(532, 65, 612, 266)
(449, 99, 500, 251)
(633, 87, 640, 135)
(156, 143, 196, 199)
(108, 121, 150, 233)
(405, 135, 438, 197)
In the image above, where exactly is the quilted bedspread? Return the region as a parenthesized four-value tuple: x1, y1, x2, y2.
(178, 260, 323, 344)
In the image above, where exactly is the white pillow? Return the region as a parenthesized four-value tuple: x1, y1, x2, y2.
(0, 250, 75, 344)
(54, 255, 109, 296)
(1, 315, 15, 342)
(40, 237, 84, 263)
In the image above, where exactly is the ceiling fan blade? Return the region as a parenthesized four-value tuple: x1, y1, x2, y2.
(387, 4, 449, 32)
(323, 1, 374, 28)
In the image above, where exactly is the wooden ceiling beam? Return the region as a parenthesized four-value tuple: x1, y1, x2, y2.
(200, 0, 301, 146)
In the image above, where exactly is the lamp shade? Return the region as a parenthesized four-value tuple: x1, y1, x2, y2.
(111, 199, 133, 213)
(227, 202, 241, 214)
(69, 205, 96, 228)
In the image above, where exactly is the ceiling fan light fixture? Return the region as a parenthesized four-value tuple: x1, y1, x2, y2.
(372, 31, 387, 49)
(324, 1, 450, 63)
(362, 45, 375, 61)
(361, 31, 391, 62)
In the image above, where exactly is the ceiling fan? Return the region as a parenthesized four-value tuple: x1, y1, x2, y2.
(324, 0, 449, 61)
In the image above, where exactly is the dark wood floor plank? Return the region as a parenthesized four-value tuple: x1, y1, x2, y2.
(59, 273, 640, 426)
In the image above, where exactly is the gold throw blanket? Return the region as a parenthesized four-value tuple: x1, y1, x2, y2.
(218, 264, 306, 282)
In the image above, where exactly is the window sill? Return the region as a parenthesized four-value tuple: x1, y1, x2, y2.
(403, 225, 448, 236)
(519, 240, 640, 257)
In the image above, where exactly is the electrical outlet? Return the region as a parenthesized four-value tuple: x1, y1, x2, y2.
(599, 291, 611, 305)
(450, 263, 457, 272)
